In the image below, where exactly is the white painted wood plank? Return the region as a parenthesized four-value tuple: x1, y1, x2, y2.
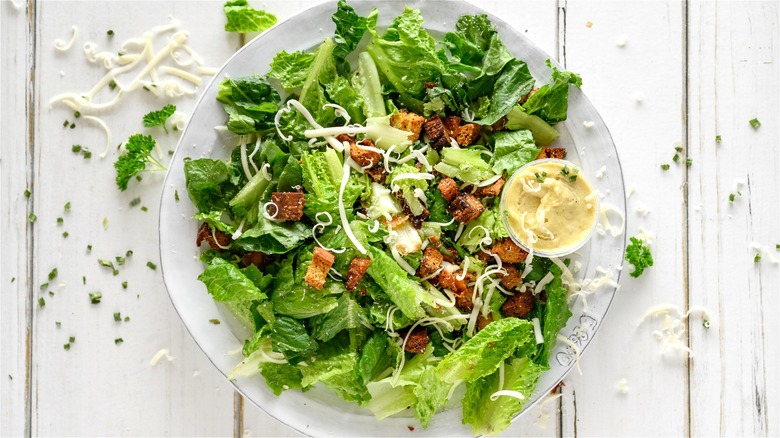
(562, 1, 689, 435)
(687, 2, 780, 436)
(29, 2, 239, 435)
(0, 1, 33, 436)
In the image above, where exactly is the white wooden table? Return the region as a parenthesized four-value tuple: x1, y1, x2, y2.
(1, 1, 778, 436)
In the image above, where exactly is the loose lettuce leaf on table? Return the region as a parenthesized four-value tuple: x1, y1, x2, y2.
(462, 357, 547, 436)
(223, 0, 277, 33)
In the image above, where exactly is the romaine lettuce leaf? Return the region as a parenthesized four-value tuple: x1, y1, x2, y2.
(216, 74, 280, 134)
(271, 315, 318, 362)
(260, 362, 304, 395)
(522, 60, 582, 124)
(505, 105, 560, 145)
(413, 366, 453, 427)
(271, 252, 339, 318)
(462, 357, 546, 436)
(184, 158, 239, 213)
(391, 163, 428, 216)
(223, 0, 277, 33)
(472, 58, 535, 125)
(298, 341, 369, 404)
(366, 246, 431, 320)
(331, 0, 369, 76)
(357, 331, 393, 385)
(434, 147, 494, 184)
(458, 206, 509, 252)
(436, 318, 534, 383)
(234, 215, 312, 254)
(197, 258, 267, 303)
(310, 293, 371, 342)
(490, 130, 541, 176)
(537, 264, 572, 365)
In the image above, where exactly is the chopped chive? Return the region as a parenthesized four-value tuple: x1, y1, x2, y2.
(113, 312, 121, 322)
(107, 29, 115, 36)
(74, 111, 81, 119)
(71, 145, 82, 153)
(140, 206, 148, 212)
(48, 268, 58, 281)
(83, 150, 92, 159)
(109, 81, 117, 91)
(48, 291, 54, 297)
(674, 146, 683, 152)
(660, 164, 670, 171)
(146, 262, 157, 270)
(38, 297, 45, 307)
(129, 198, 141, 207)
(64, 343, 71, 351)
(121, 281, 128, 289)
(115, 256, 126, 266)
(55, 321, 61, 328)
(86, 244, 92, 253)
(69, 336, 75, 343)
(703, 320, 711, 329)
(64, 202, 71, 211)
(672, 153, 680, 163)
(82, 276, 86, 285)
(103, 217, 109, 230)
(124, 316, 130, 322)
(24, 189, 31, 198)
(209, 319, 221, 325)
(126, 250, 133, 257)
(715, 135, 721, 143)
(69, 123, 75, 129)
(754, 253, 762, 263)
(685, 158, 693, 167)
(114, 338, 124, 345)
(40, 282, 48, 290)
(28, 213, 37, 223)
(174, 189, 180, 202)
(729, 193, 736, 203)
(749, 118, 760, 129)
(63, 120, 69, 127)
(57, 217, 63, 225)
(62, 231, 69, 238)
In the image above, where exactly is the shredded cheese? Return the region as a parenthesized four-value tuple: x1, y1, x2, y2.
(54, 26, 79, 51)
(149, 349, 175, 366)
(532, 318, 544, 344)
(557, 334, 582, 376)
(489, 390, 526, 401)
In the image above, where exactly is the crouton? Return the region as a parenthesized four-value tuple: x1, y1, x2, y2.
(437, 270, 476, 311)
(438, 177, 459, 202)
(336, 133, 355, 145)
(501, 292, 534, 318)
(417, 247, 443, 279)
(365, 166, 387, 184)
(271, 192, 305, 221)
(476, 314, 493, 332)
(346, 257, 371, 291)
(196, 222, 231, 252)
(491, 238, 528, 263)
(443, 116, 462, 135)
(351, 139, 382, 168)
(536, 147, 567, 160)
(242, 252, 267, 269)
(304, 247, 335, 290)
(448, 193, 485, 223)
(388, 215, 409, 228)
(402, 327, 429, 354)
(500, 264, 523, 290)
(424, 81, 437, 89)
(454, 123, 482, 146)
(477, 176, 505, 197)
(423, 114, 452, 150)
(390, 109, 425, 142)
(519, 87, 539, 106)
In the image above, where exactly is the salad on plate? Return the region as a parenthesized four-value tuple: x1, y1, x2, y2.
(183, 1, 586, 435)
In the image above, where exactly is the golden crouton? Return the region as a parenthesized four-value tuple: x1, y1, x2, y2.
(417, 247, 443, 279)
(402, 327, 429, 354)
(304, 247, 335, 290)
(350, 139, 382, 168)
(447, 193, 485, 224)
(443, 116, 462, 135)
(271, 192, 305, 221)
(196, 223, 231, 252)
(477, 176, 504, 197)
(519, 87, 539, 105)
(454, 123, 482, 146)
(491, 116, 508, 132)
(500, 264, 523, 290)
(491, 238, 528, 264)
(346, 257, 371, 291)
(536, 147, 567, 160)
(501, 291, 534, 318)
(437, 177, 459, 203)
(423, 114, 452, 150)
(390, 109, 424, 142)
(476, 314, 493, 332)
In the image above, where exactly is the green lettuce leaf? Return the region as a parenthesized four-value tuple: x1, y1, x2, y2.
(184, 158, 239, 213)
(537, 264, 572, 365)
(298, 341, 369, 404)
(522, 60, 582, 124)
(271, 252, 339, 318)
(413, 367, 453, 428)
(197, 257, 267, 303)
(268, 51, 315, 90)
(391, 163, 428, 216)
(193, 211, 236, 235)
(458, 206, 509, 252)
(223, 0, 277, 33)
(366, 246, 430, 320)
(434, 147, 494, 185)
(216, 75, 280, 134)
(357, 331, 393, 385)
(365, 7, 444, 98)
(462, 357, 547, 436)
(505, 105, 560, 145)
(310, 293, 371, 343)
(490, 130, 541, 175)
(331, 0, 369, 75)
(436, 318, 534, 383)
(472, 58, 535, 125)
(271, 315, 318, 362)
(234, 215, 312, 254)
(260, 362, 304, 395)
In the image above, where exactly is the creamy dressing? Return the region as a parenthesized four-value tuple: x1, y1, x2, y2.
(502, 160, 597, 254)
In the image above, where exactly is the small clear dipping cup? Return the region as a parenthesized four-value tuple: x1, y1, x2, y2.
(499, 158, 599, 258)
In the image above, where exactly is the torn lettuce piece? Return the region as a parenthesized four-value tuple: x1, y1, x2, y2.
(223, 0, 277, 33)
(331, 0, 370, 76)
(390, 163, 429, 216)
(271, 315, 318, 363)
(536, 264, 572, 365)
(310, 293, 372, 343)
(462, 357, 547, 436)
(271, 251, 339, 318)
(436, 318, 534, 383)
(298, 341, 369, 404)
(366, 246, 431, 320)
(184, 158, 239, 213)
(260, 362, 304, 395)
(198, 257, 267, 303)
(490, 130, 542, 176)
(505, 105, 560, 145)
(216, 74, 280, 134)
(234, 215, 312, 254)
(522, 60, 582, 124)
(434, 147, 494, 185)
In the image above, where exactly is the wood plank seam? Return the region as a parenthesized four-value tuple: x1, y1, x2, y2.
(24, 1, 38, 436)
(234, 392, 244, 438)
(682, 1, 692, 436)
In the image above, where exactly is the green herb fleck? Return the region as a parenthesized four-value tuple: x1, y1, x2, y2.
(121, 281, 128, 289)
(209, 319, 221, 325)
(98, 259, 118, 276)
(24, 188, 31, 198)
(107, 29, 114, 36)
(685, 158, 693, 167)
(74, 111, 81, 119)
(56, 217, 63, 225)
(114, 338, 124, 345)
(82, 276, 86, 285)
(146, 261, 157, 270)
(174, 189, 180, 203)
(674, 146, 684, 153)
(86, 244, 92, 253)
(103, 217, 109, 230)
(55, 321, 61, 328)
(754, 253, 762, 263)
(702, 320, 711, 329)
(129, 197, 141, 207)
(749, 118, 760, 129)
(63, 343, 71, 351)
(672, 153, 680, 163)
(48, 268, 58, 281)
(534, 171, 547, 184)
(126, 250, 133, 257)
(715, 135, 721, 143)
(89, 291, 102, 304)
(115, 256, 126, 266)
(83, 150, 92, 159)
(40, 282, 48, 290)
(113, 312, 121, 322)
(28, 213, 37, 223)
(69, 336, 75, 343)
(48, 291, 54, 297)
(71, 145, 82, 153)
(124, 316, 130, 322)
(63, 120, 69, 127)
(62, 231, 69, 238)
(38, 297, 45, 307)
(660, 164, 670, 171)
(109, 81, 117, 91)
(140, 206, 148, 212)
(142, 104, 176, 134)
(776, 244, 780, 251)
(114, 134, 167, 191)
(69, 123, 75, 129)
(625, 236, 654, 278)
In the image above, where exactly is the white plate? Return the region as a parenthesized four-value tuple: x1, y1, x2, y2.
(159, 1, 626, 436)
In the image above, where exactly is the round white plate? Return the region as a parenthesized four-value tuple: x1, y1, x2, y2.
(159, 1, 626, 436)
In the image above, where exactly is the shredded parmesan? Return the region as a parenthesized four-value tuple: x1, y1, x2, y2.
(489, 390, 526, 401)
(532, 318, 544, 344)
(82, 115, 112, 158)
(54, 26, 79, 51)
(391, 247, 417, 275)
(557, 334, 582, 376)
(149, 349, 175, 366)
